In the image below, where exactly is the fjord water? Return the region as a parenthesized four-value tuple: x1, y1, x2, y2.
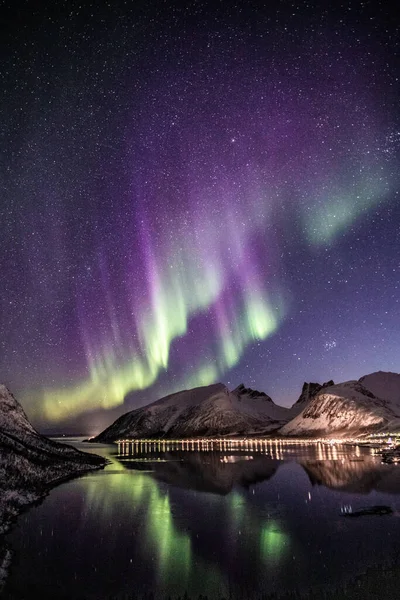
(4, 440, 400, 599)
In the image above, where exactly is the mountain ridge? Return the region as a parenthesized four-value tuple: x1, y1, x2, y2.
(92, 371, 400, 442)
(281, 372, 400, 437)
(92, 381, 290, 442)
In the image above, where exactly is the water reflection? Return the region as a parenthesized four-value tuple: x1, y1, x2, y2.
(4, 439, 400, 600)
(118, 440, 400, 496)
(82, 460, 223, 597)
(87, 447, 294, 595)
(121, 451, 280, 494)
(117, 440, 388, 490)
(301, 456, 400, 494)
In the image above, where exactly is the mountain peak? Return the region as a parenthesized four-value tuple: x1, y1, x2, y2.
(0, 384, 37, 436)
(292, 380, 335, 407)
(358, 371, 400, 404)
(322, 379, 334, 388)
(233, 383, 272, 400)
(0, 384, 19, 407)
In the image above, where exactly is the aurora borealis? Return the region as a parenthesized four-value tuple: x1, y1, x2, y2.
(1, 0, 399, 432)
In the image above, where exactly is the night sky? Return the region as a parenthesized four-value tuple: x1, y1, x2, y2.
(1, 0, 399, 434)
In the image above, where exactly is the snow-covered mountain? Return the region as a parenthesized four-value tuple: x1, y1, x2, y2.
(358, 371, 400, 404)
(0, 386, 105, 527)
(92, 371, 400, 441)
(287, 380, 334, 417)
(0, 384, 105, 471)
(92, 382, 291, 442)
(280, 371, 400, 437)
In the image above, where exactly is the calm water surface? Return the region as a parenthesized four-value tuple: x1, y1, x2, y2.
(4, 439, 400, 599)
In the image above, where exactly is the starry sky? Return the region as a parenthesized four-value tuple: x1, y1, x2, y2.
(1, 0, 399, 433)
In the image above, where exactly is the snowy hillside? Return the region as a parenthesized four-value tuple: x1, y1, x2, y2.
(281, 372, 400, 437)
(0, 384, 106, 467)
(287, 380, 334, 418)
(92, 382, 291, 442)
